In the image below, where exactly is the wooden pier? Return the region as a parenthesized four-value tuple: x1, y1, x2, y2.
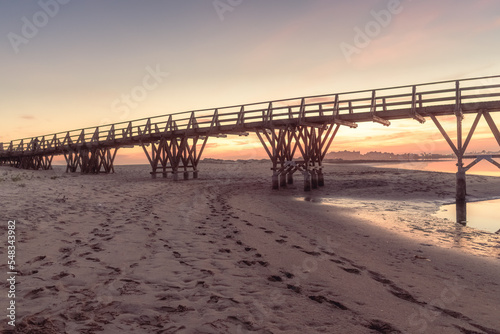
(2, 75, 500, 224)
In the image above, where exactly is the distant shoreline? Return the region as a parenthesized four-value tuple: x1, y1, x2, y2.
(323, 158, 455, 164)
(32, 158, 457, 167)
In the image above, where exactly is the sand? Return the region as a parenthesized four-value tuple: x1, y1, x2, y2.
(0, 162, 499, 334)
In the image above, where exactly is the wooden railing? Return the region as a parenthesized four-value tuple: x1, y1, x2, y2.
(2, 75, 500, 157)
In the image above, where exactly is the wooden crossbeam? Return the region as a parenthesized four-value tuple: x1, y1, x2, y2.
(485, 156, 500, 169)
(372, 115, 391, 127)
(430, 114, 459, 156)
(464, 156, 483, 172)
(462, 112, 482, 153)
(320, 124, 340, 161)
(483, 111, 500, 147)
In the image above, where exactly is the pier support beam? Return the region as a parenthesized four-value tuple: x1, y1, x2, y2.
(64, 147, 118, 174)
(17, 154, 54, 171)
(317, 169, 325, 187)
(430, 112, 469, 225)
(141, 135, 207, 181)
(64, 151, 80, 173)
(456, 166, 467, 224)
(430, 89, 500, 224)
(256, 123, 342, 190)
(432, 110, 500, 224)
(280, 172, 287, 188)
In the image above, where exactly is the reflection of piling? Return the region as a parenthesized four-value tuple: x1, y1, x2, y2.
(311, 170, 318, 189)
(456, 165, 467, 225)
(303, 171, 311, 191)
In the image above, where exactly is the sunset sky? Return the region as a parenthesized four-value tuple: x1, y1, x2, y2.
(2, 0, 500, 163)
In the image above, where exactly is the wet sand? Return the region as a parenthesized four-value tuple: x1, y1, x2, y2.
(0, 162, 499, 333)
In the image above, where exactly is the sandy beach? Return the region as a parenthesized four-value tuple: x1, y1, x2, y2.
(1, 162, 499, 334)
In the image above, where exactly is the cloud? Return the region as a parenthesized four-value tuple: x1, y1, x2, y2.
(346, 0, 500, 68)
(20, 114, 36, 120)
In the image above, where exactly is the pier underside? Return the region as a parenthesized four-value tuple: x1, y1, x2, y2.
(256, 124, 344, 191)
(141, 135, 207, 180)
(64, 147, 118, 174)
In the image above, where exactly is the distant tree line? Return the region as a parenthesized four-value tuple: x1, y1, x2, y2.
(324, 150, 454, 161)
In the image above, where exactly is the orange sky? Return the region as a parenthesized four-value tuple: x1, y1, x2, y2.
(2, 1, 500, 164)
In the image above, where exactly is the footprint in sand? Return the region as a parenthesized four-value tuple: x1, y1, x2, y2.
(24, 287, 46, 300)
(51, 271, 74, 280)
(301, 250, 321, 256)
(27, 255, 46, 264)
(340, 267, 361, 275)
(63, 260, 76, 267)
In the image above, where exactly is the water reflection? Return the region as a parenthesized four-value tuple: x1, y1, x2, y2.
(453, 222, 465, 247)
(434, 199, 500, 234)
(374, 160, 500, 177)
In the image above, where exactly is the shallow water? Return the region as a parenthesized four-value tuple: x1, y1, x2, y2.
(371, 160, 500, 233)
(434, 199, 500, 234)
(374, 160, 500, 177)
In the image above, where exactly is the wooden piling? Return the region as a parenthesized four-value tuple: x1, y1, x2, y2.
(272, 173, 279, 190)
(456, 164, 467, 225)
(280, 172, 287, 188)
(317, 169, 324, 187)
